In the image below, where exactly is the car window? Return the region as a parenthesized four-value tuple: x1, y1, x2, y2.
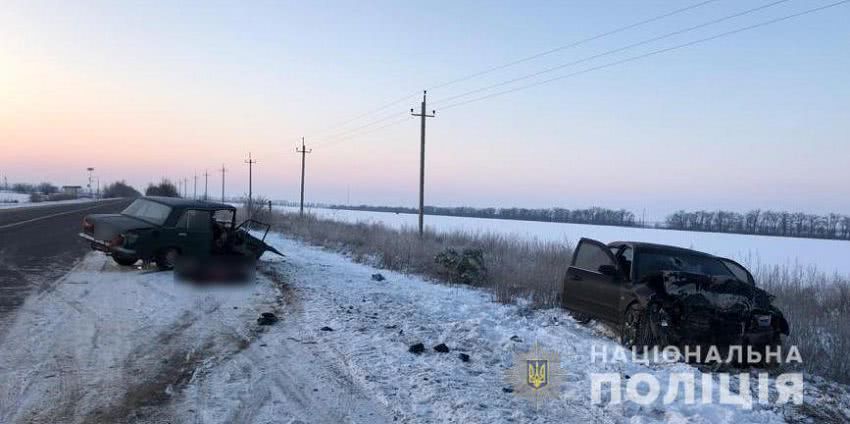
(616, 246, 633, 279)
(213, 209, 234, 229)
(121, 199, 172, 226)
(176, 210, 212, 232)
(635, 251, 733, 280)
(721, 259, 754, 285)
(573, 240, 615, 272)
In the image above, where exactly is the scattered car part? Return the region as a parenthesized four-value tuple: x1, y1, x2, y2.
(408, 343, 425, 354)
(257, 312, 278, 325)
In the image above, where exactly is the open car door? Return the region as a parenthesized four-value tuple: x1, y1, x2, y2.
(231, 219, 283, 258)
(563, 238, 621, 322)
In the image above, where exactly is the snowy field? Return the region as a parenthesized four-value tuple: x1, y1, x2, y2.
(0, 192, 30, 207)
(2, 234, 846, 423)
(286, 206, 850, 277)
(0, 191, 95, 210)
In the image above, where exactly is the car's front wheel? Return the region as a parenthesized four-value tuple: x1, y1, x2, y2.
(112, 253, 138, 266)
(622, 305, 653, 349)
(622, 304, 671, 350)
(155, 247, 180, 270)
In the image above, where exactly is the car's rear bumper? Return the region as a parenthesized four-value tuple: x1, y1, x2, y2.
(78, 232, 137, 256)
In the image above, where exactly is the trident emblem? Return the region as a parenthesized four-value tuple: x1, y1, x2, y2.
(527, 359, 548, 389)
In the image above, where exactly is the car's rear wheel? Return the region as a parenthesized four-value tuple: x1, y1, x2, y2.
(155, 247, 180, 270)
(112, 254, 138, 266)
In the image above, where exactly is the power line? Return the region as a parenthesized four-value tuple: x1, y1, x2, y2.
(304, 0, 720, 139)
(308, 93, 418, 139)
(440, 0, 850, 111)
(313, 115, 412, 149)
(433, 0, 793, 106)
(313, 110, 409, 146)
(313, 0, 796, 146)
(427, 0, 721, 91)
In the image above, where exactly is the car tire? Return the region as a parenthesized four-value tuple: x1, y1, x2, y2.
(155, 247, 180, 270)
(112, 254, 138, 266)
(621, 305, 652, 349)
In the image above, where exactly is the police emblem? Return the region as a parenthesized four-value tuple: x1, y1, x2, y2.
(527, 359, 548, 389)
(506, 342, 563, 408)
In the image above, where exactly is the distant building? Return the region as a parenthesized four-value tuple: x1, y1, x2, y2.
(62, 185, 82, 196)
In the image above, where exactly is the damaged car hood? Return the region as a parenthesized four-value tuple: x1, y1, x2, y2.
(660, 271, 772, 314)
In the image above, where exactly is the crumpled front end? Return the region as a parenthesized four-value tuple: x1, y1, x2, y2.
(652, 271, 789, 346)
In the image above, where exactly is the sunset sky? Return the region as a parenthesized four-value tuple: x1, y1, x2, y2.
(1, 0, 848, 219)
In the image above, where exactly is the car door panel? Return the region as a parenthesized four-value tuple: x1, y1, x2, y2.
(564, 238, 621, 321)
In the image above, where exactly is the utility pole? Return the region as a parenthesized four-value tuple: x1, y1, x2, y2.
(410, 90, 435, 237)
(245, 152, 257, 214)
(296, 137, 311, 217)
(193, 173, 198, 199)
(86, 167, 95, 197)
(220, 164, 227, 202)
(203, 170, 209, 201)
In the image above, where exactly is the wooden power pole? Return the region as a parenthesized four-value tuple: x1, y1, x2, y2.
(411, 91, 435, 237)
(220, 164, 227, 202)
(245, 152, 257, 214)
(296, 137, 311, 217)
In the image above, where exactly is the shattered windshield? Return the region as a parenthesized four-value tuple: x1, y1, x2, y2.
(635, 250, 733, 280)
(121, 199, 172, 225)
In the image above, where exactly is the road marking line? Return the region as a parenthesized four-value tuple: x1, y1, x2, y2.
(0, 200, 124, 230)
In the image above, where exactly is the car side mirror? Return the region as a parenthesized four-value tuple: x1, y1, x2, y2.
(598, 264, 619, 277)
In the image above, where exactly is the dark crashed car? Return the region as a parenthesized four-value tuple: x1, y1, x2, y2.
(562, 238, 789, 351)
(79, 196, 281, 270)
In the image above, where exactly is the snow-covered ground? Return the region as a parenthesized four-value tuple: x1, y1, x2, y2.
(3, 234, 846, 423)
(0, 191, 96, 210)
(285, 206, 850, 277)
(0, 192, 30, 204)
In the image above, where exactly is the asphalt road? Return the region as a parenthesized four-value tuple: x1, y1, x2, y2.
(0, 199, 132, 328)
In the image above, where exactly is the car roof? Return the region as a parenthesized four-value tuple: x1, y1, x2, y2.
(142, 196, 235, 210)
(607, 241, 717, 258)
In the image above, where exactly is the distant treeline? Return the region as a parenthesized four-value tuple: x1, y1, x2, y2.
(665, 210, 850, 240)
(323, 204, 850, 241)
(7, 180, 142, 199)
(327, 204, 638, 226)
(9, 182, 60, 194)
